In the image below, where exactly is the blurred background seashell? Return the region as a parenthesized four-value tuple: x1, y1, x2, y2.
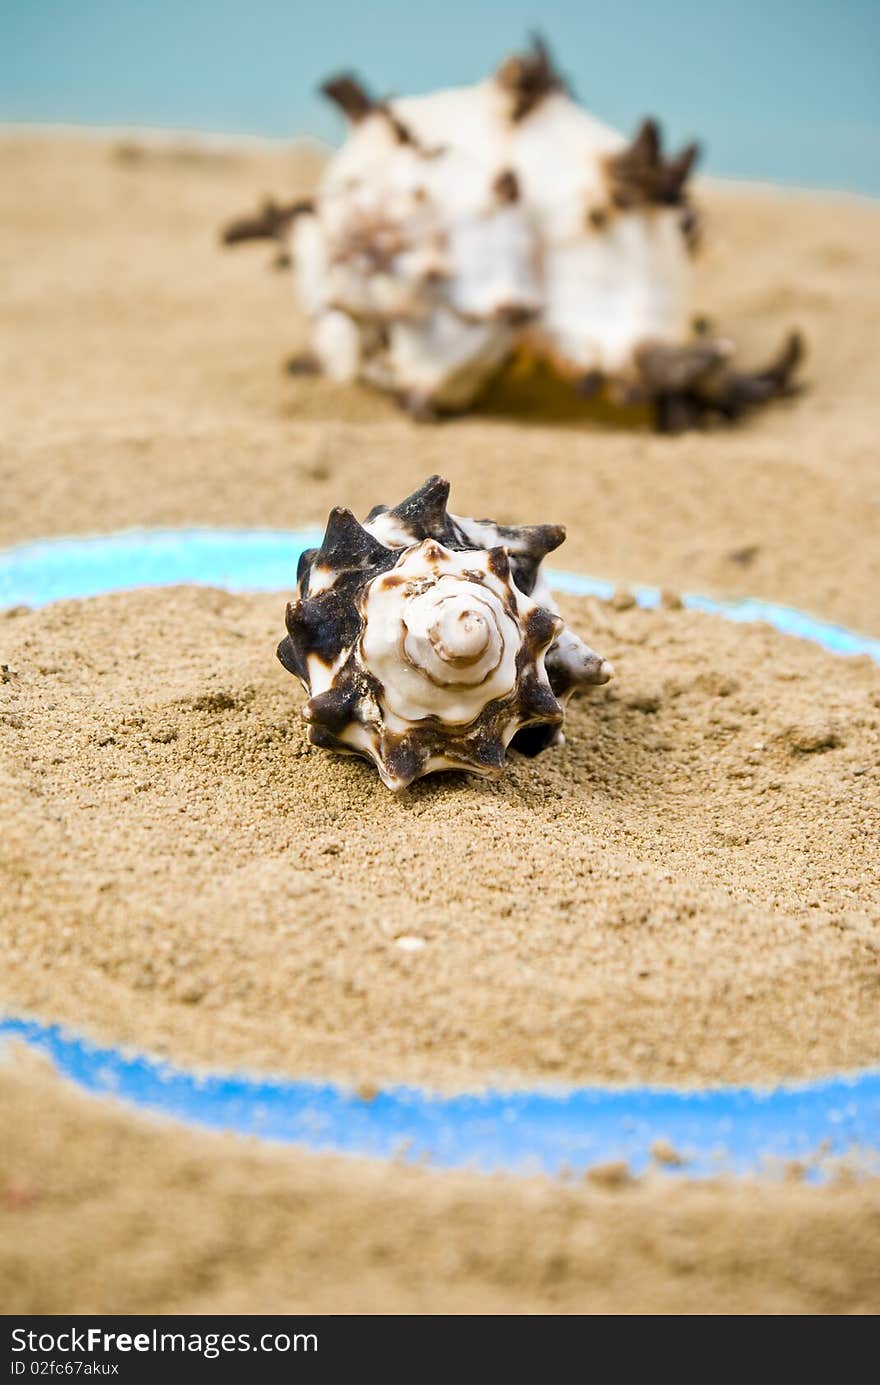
(223, 36, 804, 432)
(278, 475, 612, 788)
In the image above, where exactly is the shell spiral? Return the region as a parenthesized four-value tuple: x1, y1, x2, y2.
(278, 476, 612, 789)
(362, 544, 527, 725)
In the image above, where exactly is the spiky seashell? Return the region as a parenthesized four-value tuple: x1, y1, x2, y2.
(277, 476, 611, 789)
(223, 37, 803, 431)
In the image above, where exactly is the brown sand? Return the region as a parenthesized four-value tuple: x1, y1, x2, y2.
(3, 586, 879, 1088)
(2, 1049, 879, 1315)
(2, 132, 880, 1313)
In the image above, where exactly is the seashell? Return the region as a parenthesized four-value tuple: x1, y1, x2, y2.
(278, 476, 612, 789)
(223, 37, 803, 432)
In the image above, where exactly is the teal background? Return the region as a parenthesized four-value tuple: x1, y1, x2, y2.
(1, 1, 878, 194)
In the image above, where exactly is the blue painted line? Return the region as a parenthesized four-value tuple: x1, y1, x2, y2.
(2, 1019, 878, 1178)
(0, 527, 325, 610)
(2, 527, 879, 664)
(1, 527, 878, 1175)
(546, 569, 880, 662)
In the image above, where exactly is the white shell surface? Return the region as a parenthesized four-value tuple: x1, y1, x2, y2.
(360, 541, 526, 725)
(540, 212, 689, 372)
(311, 308, 362, 380)
(380, 313, 511, 408)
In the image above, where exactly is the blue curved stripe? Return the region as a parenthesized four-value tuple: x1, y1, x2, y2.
(1, 527, 878, 1175)
(0, 527, 324, 610)
(546, 569, 880, 663)
(2, 1018, 878, 1178)
(2, 527, 879, 665)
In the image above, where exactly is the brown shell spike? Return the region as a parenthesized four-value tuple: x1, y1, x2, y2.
(636, 330, 805, 432)
(366, 474, 458, 545)
(496, 34, 566, 121)
(321, 72, 416, 146)
(608, 118, 700, 208)
(220, 197, 313, 248)
(320, 73, 376, 123)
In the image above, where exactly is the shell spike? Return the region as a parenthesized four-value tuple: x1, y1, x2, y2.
(472, 735, 507, 774)
(277, 632, 306, 682)
(667, 141, 700, 192)
(635, 338, 732, 395)
(219, 197, 313, 249)
(704, 329, 805, 421)
(496, 522, 566, 596)
(320, 73, 375, 122)
(277, 598, 314, 684)
(545, 633, 614, 699)
(388, 474, 452, 540)
(518, 674, 563, 721)
(296, 546, 318, 595)
(496, 33, 566, 120)
(609, 117, 700, 208)
(304, 680, 363, 735)
(632, 116, 661, 164)
(637, 330, 804, 431)
(753, 329, 804, 391)
(514, 522, 566, 560)
(315, 506, 392, 572)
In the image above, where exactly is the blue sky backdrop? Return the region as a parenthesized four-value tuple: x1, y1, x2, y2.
(2, 1, 878, 194)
